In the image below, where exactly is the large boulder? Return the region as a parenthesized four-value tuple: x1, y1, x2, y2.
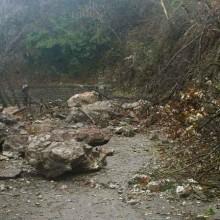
(81, 101, 121, 127)
(75, 127, 112, 146)
(67, 91, 100, 108)
(26, 133, 109, 178)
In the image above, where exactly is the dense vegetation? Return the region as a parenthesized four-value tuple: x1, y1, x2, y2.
(0, 1, 219, 94)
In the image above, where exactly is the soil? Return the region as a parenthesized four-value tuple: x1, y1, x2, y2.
(0, 134, 219, 220)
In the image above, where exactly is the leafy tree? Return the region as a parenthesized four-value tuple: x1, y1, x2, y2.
(26, 16, 111, 75)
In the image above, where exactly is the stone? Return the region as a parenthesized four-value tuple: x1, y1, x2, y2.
(0, 155, 8, 161)
(31, 119, 57, 133)
(149, 133, 159, 141)
(176, 185, 192, 197)
(65, 107, 88, 124)
(127, 199, 139, 205)
(26, 133, 109, 178)
(129, 174, 151, 186)
(0, 160, 22, 180)
(67, 91, 100, 108)
(0, 122, 6, 145)
(2, 106, 19, 116)
(114, 126, 135, 137)
(122, 100, 151, 112)
(81, 101, 120, 127)
(75, 127, 112, 146)
(147, 181, 163, 192)
(0, 113, 17, 125)
(3, 134, 28, 155)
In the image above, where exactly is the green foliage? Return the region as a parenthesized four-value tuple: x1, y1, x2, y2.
(26, 16, 111, 75)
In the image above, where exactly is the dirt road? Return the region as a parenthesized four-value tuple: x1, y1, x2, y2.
(0, 135, 219, 220)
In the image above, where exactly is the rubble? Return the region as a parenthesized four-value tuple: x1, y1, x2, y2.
(0, 91, 151, 181)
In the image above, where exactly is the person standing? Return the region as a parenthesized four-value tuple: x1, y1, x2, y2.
(22, 84, 30, 107)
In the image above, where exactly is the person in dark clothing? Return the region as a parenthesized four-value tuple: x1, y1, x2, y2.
(22, 84, 30, 106)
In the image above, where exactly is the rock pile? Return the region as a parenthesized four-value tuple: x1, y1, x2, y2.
(0, 91, 150, 179)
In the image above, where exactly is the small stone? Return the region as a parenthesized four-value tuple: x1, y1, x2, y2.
(196, 215, 209, 220)
(0, 184, 5, 191)
(129, 174, 151, 186)
(176, 185, 192, 197)
(60, 185, 68, 190)
(127, 199, 139, 205)
(109, 183, 119, 189)
(147, 181, 162, 192)
(149, 133, 159, 140)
